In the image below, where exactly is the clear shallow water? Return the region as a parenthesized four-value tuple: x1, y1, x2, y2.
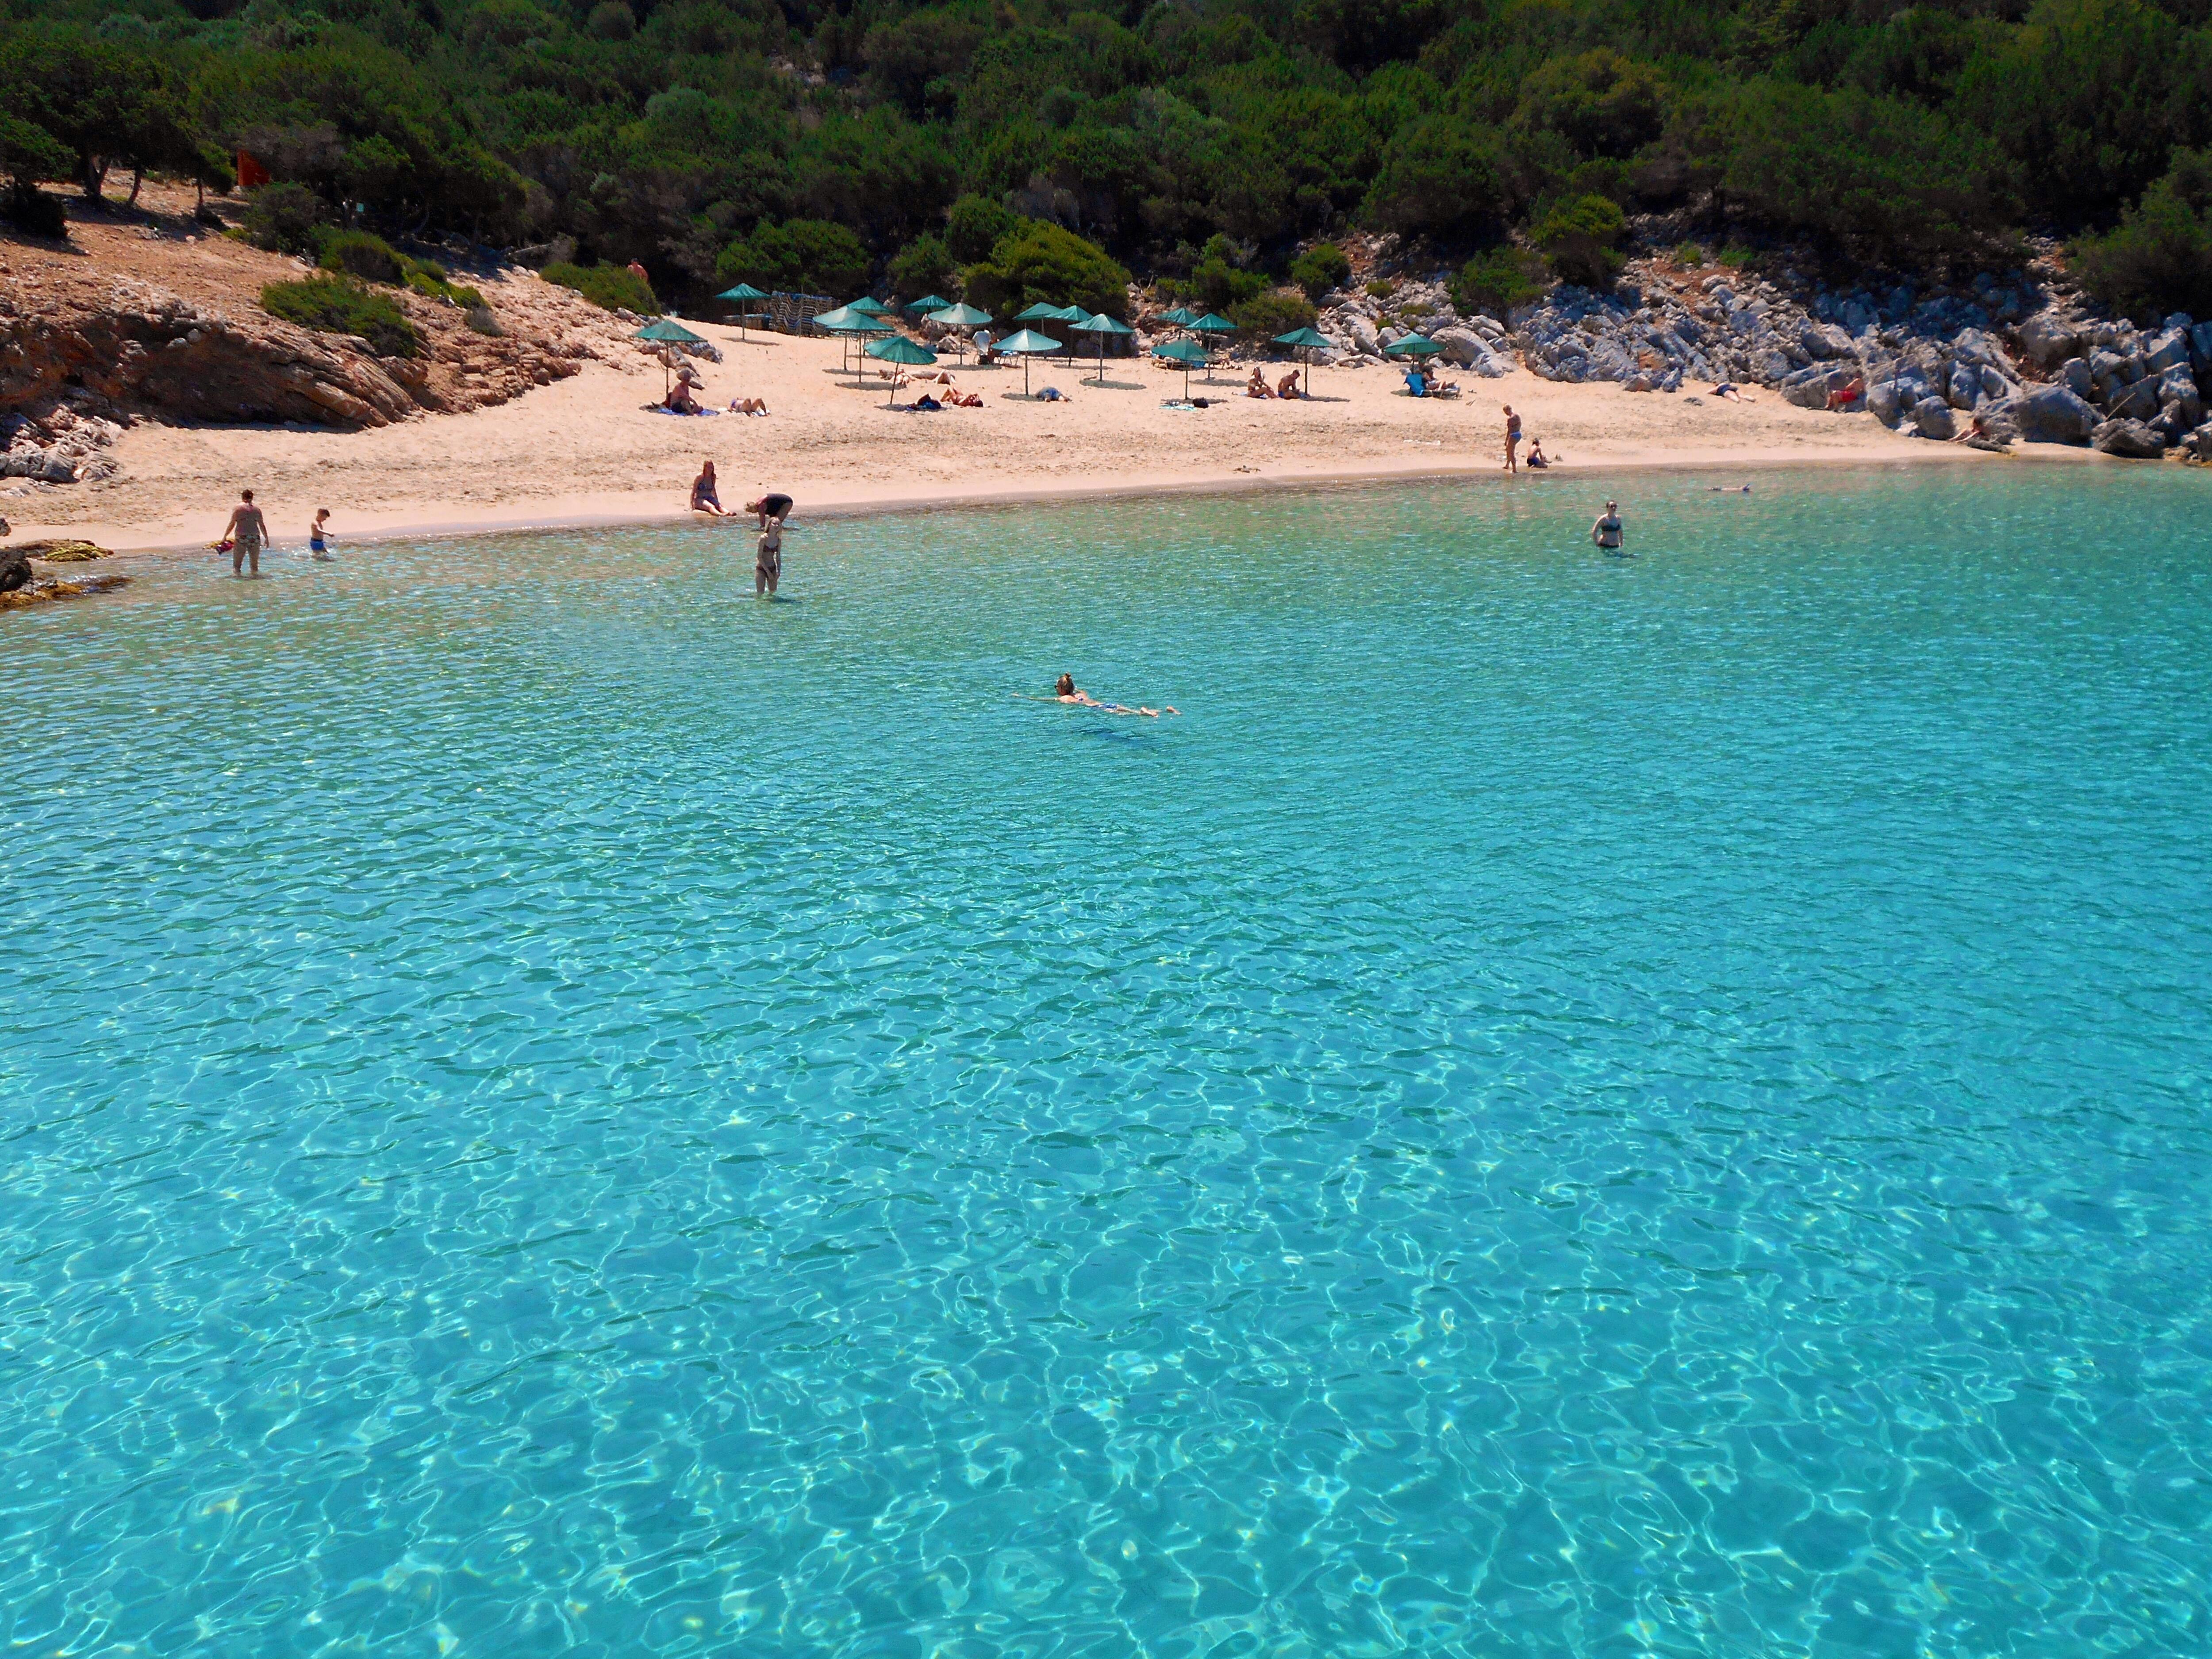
(4, 464, 2210, 1659)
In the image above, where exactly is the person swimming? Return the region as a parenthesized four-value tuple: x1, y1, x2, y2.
(1053, 674, 1176, 716)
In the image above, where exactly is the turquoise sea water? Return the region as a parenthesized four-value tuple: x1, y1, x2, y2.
(4, 465, 2210, 1659)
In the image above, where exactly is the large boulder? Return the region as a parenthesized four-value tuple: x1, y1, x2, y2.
(1345, 316, 1379, 354)
(1866, 379, 1904, 423)
(2012, 384, 2099, 444)
(1947, 359, 1983, 409)
(2014, 311, 2081, 367)
(2058, 356, 2094, 397)
(2144, 328, 2191, 374)
(1799, 322, 1855, 359)
(2193, 321, 2212, 366)
(2092, 418, 2166, 458)
(2158, 365, 2204, 429)
(2107, 376, 2162, 422)
(1432, 326, 1488, 368)
(0, 547, 28, 594)
(1978, 363, 2018, 406)
(1912, 395, 1957, 439)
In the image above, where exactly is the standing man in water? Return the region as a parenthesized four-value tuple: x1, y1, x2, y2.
(1591, 500, 1625, 553)
(222, 489, 268, 577)
(1502, 405, 1522, 474)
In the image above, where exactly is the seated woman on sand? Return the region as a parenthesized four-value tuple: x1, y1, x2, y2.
(691, 460, 733, 515)
(1245, 367, 1275, 398)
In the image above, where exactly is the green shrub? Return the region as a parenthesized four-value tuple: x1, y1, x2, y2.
(1228, 291, 1319, 342)
(2073, 149, 2212, 322)
(260, 276, 419, 357)
(1174, 234, 1267, 312)
(716, 219, 870, 298)
(1531, 193, 1627, 289)
(0, 180, 68, 239)
(1363, 116, 1513, 243)
(945, 193, 1023, 263)
(319, 229, 404, 284)
(962, 220, 1131, 319)
(543, 261, 660, 314)
(1451, 246, 1548, 317)
(587, 0, 634, 40)
(1289, 242, 1352, 300)
(242, 182, 330, 257)
(406, 268, 484, 307)
(1717, 244, 1760, 268)
(1365, 279, 1396, 298)
(889, 232, 959, 301)
(1671, 241, 1707, 266)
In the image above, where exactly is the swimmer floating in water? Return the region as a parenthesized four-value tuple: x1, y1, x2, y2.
(1053, 673, 1177, 717)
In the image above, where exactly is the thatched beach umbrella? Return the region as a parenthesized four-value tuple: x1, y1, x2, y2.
(1070, 311, 1135, 383)
(635, 317, 707, 397)
(992, 327, 1065, 396)
(866, 334, 938, 407)
(715, 282, 767, 341)
(1188, 312, 1237, 380)
(1272, 325, 1333, 395)
(1153, 337, 1207, 398)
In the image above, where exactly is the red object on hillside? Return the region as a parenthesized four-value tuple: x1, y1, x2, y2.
(236, 151, 271, 189)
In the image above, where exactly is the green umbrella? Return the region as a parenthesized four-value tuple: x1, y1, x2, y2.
(1014, 301, 1069, 323)
(927, 302, 991, 327)
(1383, 332, 1442, 357)
(1158, 306, 1200, 328)
(1071, 311, 1134, 383)
(1273, 325, 1333, 396)
(847, 296, 893, 317)
(1154, 336, 1207, 398)
(716, 282, 768, 341)
(813, 305, 893, 378)
(635, 318, 707, 397)
(866, 334, 939, 407)
(903, 293, 952, 315)
(993, 327, 1064, 396)
(1185, 313, 1236, 381)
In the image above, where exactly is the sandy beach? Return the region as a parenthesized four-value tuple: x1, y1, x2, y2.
(7, 273, 1993, 554)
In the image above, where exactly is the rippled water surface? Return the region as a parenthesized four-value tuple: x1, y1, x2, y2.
(5, 465, 2211, 1659)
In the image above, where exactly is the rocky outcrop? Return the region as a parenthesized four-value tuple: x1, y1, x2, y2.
(0, 537, 129, 609)
(2092, 418, 2166, 458)
(2006, 384, 2099, 443)
(0, 545, 28, 593)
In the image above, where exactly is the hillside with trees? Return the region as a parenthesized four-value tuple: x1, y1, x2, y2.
(2, 0, 2209, 320)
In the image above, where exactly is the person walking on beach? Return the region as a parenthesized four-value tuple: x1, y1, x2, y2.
(1592, 500, 1625, 553)
(223, 490, 268, 577)
(1503, 406, 1522, 474)
(309, 508, 334, 560)
(755, 516, 782, 597)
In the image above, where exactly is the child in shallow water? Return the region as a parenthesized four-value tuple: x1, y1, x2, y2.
(309, 508, 334, 559)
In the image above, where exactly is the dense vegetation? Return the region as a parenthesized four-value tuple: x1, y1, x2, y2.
(4, 0, 2211, 318)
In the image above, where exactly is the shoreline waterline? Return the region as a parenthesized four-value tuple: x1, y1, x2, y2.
(12, 436, 2104, 558)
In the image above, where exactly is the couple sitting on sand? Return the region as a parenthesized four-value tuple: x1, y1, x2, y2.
(1245, 367, 1304, 399)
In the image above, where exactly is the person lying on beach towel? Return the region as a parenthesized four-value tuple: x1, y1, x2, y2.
(913, 394, 943, 411)
(1037, 386, 1067, 402)
(1711, 383, 1750, 402)
(727, 396, 769, 415)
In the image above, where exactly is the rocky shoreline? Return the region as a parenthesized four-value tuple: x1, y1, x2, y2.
(1307, 257, 2212, 463)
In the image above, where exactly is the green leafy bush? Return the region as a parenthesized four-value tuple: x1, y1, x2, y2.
(1530, 193, 1626, 289)
(1290, 242, 1352, 300)
(543, 261, 660, 315)
(242, 182, 329, 257)
(319, 229, 404, 284)
(961, 220, 1131, 319)
(944, 194, 1024, 263)
(260, 276, 419, 356)
(1228, 292, 1319, 342)
(1363, 116, 1513, 243)
(2073, 150, 2212, 322)
(1451, 247, 1548, 317)
(889, 233, 960, 301)
(714, 220, 869, 299)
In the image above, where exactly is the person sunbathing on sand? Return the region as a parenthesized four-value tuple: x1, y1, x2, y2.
(691, 461, 733, 516)
(728, 396, 769, 415)
(1278, 369, 1302, 399)
(1711, 383, 1750, 402)
(1246, 367, 1275, 399)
